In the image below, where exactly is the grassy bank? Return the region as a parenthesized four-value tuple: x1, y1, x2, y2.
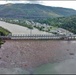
(0, 26, 11, 36)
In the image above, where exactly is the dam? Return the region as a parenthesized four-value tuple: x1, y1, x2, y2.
(0, 34, 76, 40)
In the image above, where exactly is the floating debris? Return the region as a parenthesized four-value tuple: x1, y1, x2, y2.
(69, 53, 74, 55)
(67, 49, 69, 51)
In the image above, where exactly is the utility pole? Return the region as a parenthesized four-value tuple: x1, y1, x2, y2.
(30, 29, 32, 36)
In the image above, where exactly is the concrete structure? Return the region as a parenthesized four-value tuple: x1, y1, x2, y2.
(0, 34, 76, 40)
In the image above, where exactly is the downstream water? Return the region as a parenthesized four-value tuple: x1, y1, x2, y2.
(0, 40, 76, 74)
(34, 41, 76, 74)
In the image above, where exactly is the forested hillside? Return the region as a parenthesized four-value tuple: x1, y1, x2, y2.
(0, 4, 76, 19)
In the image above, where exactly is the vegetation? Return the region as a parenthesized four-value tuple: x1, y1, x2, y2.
(0, 19, 33, 29)
(0, 18, 56, 32)
(0, 27, 11, 36)
(35, 15, 76, 34)
(0, 4, 76, 20)
(0, 27, 10, 48)
(0, 4, 76, 34)
(1, 15, 76, 34)
(34, 26, 44, 31)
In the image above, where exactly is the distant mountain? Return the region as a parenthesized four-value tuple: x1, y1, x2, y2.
(0, 4, 76, 19)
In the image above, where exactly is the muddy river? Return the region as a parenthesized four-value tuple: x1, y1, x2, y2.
(0, 40, 76, 74)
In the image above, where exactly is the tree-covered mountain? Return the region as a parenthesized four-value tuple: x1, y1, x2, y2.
(0, 4, 76, 19)
(0, 3, 76, 34)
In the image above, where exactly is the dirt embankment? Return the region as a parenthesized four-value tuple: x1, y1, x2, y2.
(0, 40, 75, 71)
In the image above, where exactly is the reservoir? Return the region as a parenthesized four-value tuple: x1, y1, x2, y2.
(0, 40, 76, 74)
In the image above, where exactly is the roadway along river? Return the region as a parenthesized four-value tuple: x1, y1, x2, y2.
(0, 40, 76, 74)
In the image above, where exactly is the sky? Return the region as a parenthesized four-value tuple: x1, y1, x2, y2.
(0, 1, 76, 10)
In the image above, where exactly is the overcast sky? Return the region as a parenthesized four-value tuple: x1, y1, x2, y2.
(0, 1, 76, 10)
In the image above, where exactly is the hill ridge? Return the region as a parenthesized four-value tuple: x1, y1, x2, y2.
(0, 4, 76, 19)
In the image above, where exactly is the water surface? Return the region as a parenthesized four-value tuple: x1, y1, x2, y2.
(0, 40, 76, 74)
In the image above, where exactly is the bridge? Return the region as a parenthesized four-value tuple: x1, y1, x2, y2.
(0, 34, 76, 40)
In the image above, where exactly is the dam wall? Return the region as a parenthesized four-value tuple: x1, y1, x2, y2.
(0, 34, 76, 40)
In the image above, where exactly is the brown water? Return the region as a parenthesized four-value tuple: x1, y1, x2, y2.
(34, 40, 76, 74)
(0, 40, 76, 74)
